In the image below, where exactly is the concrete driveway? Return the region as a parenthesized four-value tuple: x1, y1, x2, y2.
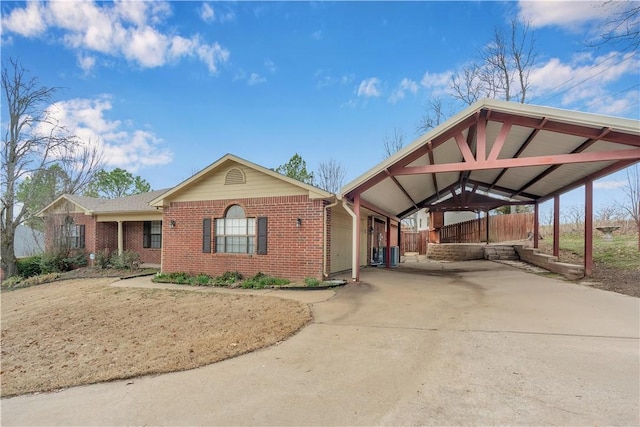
(2, 261, 639, 426)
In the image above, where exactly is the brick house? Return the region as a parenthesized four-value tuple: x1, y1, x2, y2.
(40, 154, 399, 280)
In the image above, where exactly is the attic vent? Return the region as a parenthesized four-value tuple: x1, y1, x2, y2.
(225, 168, 246, 185)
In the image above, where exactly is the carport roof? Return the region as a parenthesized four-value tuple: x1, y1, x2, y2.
(342, 99, 640, 218)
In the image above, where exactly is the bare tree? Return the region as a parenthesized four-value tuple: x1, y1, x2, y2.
(1, 58, 102, 278)
(416, 97, 449, 134)
(383, 127, 406, 158)
(592, 2, 640, 52)
(316, 158, 347, 194)
(454, 18, 536, 106)
(616, 165, 640, 247)
(595, 203, 622, 226)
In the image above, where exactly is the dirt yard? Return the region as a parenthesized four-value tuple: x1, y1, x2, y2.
(0, 278, 311, 397)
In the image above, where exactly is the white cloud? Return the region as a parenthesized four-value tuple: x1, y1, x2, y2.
(36, 97, 172, 172)
(420, 71, 452, 92)
(1, 1, 229, 74)
(529, 52, 640, 109)
(314, 70, 354, 88)
(594, 180, 626, 190)
(389, 78, 419, 104)
(357, 77, 381, 97)
(247, 73, 266, 86)
(200, 3, 215, 23)
(77, 54, 96, 74)
(518, 1, 606, 29)
(0, 1, 46, 37)
(265, 59, 277, 73)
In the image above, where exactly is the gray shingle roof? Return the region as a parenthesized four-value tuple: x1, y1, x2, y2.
(67, 189, 170, 213)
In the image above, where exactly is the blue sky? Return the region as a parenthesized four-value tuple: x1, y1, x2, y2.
(1, 1, 639, 216)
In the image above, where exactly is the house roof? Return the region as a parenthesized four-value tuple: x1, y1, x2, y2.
(38, 189, 170, 216)
(150, 153, 333, 207)
(342, 99, 640, 218)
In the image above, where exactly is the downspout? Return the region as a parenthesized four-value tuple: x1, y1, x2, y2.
(342, 198, 359, 282)
(323, 196, 340, 278)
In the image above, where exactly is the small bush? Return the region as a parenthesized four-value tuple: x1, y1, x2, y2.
(194, 274, 212, 286)
(17, 256, 42, 278)
(110, 250, 140, 270)
(153, 272, 191, 284)
(214, 271, 243, 286)
(39, 253, 65, 274)
(241, 273, 290, 289)
(304, 277, 320, 287)
(1, 275, 24, 289)
(64, 253, 87, 269)
(95, 248, 111, 269)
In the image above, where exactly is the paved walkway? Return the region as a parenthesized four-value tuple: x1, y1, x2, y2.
(2, 261, 639, 426)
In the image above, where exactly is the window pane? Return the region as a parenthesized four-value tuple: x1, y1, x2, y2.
(151, 221, 162, 233)
(215, 236, 225, 252)
(248, 236, 255, 254)
(247, 218, 255, 235)
(226, 205, 245, 219)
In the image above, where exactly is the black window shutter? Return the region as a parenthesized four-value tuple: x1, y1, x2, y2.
(143, 221, 151, 248)
(203, 218, 211, 253)
(79, 225, 85, 248)
(257, 217, 267, 255)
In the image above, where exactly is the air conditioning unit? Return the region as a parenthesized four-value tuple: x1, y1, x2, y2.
(381, 246, 400, 267)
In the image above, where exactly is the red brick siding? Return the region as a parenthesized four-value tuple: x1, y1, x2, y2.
(162, 196, 325, 280)
(43, 213, 96, 262)
(125, 222, 161, 264)
(95, 222, 118, 254)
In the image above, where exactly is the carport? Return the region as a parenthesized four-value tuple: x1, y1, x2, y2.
(341, 99, 640, 281)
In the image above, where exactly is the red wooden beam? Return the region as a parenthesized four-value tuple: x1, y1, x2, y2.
(487, 111, 640, 146)
(455, 131, 476, 163)
(393, 148, 640, 175)
(538, 159, 639, 203)
(487, 120, 513, 162)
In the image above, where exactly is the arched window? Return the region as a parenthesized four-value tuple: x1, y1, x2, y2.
(215, 205, 255, 253)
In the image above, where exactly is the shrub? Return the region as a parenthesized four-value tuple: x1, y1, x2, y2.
(17, 255, 42, 278)
(241, 273, 290, 289)
(214, 271, 243, 286)
(110, 250, 140, 270)
(194, 274, 212, 286)
(153, 272, 191, 285)
(39, 252, 66, 274)
(95, 248, 111, 269)
(304, 277, 320, 287)
(65, 253, 88, 269)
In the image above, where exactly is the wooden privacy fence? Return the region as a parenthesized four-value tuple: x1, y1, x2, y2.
(440, 213, 534, 243)
(401, 230, 428, 254)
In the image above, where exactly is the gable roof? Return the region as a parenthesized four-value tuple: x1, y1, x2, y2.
(342, 99, 640, 218)
(150, 153, 333, 207)
(38, 189, 170, 217)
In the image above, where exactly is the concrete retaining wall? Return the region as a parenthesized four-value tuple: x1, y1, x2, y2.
(513, 245, 585, 280)
(426, 243, 486, 261)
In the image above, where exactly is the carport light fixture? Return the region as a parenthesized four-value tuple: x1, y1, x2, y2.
(296, 218, 302, 228)
(170, 220, 176, 228)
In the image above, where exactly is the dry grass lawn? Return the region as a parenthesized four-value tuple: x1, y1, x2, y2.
(1, 278, 311, 397)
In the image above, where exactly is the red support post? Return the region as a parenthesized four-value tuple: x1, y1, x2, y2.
(585, 181, 593, 276)
(553, 195, 560, 257)
(386, 216, 391, 268)
(533, 202, 540, 249)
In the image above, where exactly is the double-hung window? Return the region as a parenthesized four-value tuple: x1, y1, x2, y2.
(60, 223, 85, 249)
(215, 205, 255, 254)
(143, 221, 162, 249)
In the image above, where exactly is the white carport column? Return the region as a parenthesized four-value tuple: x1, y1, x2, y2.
(117, 221, 124, 255)
(341, 197, 360, 282)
